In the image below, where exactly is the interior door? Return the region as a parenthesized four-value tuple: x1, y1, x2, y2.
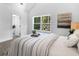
(12, 14, 21, 37)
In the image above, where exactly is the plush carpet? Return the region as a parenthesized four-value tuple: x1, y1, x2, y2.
(0, 40, 13, 56)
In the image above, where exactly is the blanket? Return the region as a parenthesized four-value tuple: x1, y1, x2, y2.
(8, 33, 59, 56)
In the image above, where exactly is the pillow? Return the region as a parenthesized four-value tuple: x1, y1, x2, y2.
(74, 30, 79, 38)
(65, 34, 79, 47)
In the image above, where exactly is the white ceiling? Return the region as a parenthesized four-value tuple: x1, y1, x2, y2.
(6, 3, 36, 12)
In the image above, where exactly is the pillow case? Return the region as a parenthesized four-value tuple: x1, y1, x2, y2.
(65, 34, 79, 47)
(74, 30, 79, 38)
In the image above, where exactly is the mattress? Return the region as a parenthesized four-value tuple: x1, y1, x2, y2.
(49, 36, 79, 56)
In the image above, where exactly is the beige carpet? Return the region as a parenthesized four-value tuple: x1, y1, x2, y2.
(0, 39, 13, 56)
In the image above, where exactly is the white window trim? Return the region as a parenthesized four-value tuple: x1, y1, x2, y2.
(32, 15, 51, 33)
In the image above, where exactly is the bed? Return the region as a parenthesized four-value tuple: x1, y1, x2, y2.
(8, 33, 79, 56)
(49, 36, 79, 56)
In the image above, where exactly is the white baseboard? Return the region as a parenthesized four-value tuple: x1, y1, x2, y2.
(0, 37, 13, 43)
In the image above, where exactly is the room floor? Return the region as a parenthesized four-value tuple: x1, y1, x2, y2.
(0, 40, 13, 56)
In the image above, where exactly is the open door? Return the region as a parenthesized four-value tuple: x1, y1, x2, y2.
(12, 14, 21, 37)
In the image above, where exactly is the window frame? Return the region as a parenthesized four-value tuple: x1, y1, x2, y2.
(32, 15, 51, 33)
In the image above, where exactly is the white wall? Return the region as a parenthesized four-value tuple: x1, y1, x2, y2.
(28, 3, 79, 36)
(0, 3, 12, 42)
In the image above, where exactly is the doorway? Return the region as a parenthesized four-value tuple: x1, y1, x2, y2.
(12, 14, 21, 38)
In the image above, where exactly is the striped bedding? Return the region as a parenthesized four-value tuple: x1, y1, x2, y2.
(8, 33, 59, 56)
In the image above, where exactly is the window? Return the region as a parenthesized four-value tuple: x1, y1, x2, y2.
(34, 17, 41, 30)
(42, 16, 50, 31)
(33, 15, 50, 32)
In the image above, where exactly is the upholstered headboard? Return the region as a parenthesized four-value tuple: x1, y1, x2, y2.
(71, 22, 79, 29)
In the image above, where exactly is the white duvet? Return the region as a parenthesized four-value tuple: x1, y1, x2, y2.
(8, 33, 79, 56)
(49, 36, 79, 56)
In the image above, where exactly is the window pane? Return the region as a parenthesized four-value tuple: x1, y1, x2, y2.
(34, 24, 40, 30)
(42, 16, 50, 23)
(34, 17, 40, 23)
(42, 24, 50, 31)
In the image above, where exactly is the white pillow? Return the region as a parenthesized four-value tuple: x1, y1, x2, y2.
(74, 30, 79, 37)
(65, 34, 79, 47)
